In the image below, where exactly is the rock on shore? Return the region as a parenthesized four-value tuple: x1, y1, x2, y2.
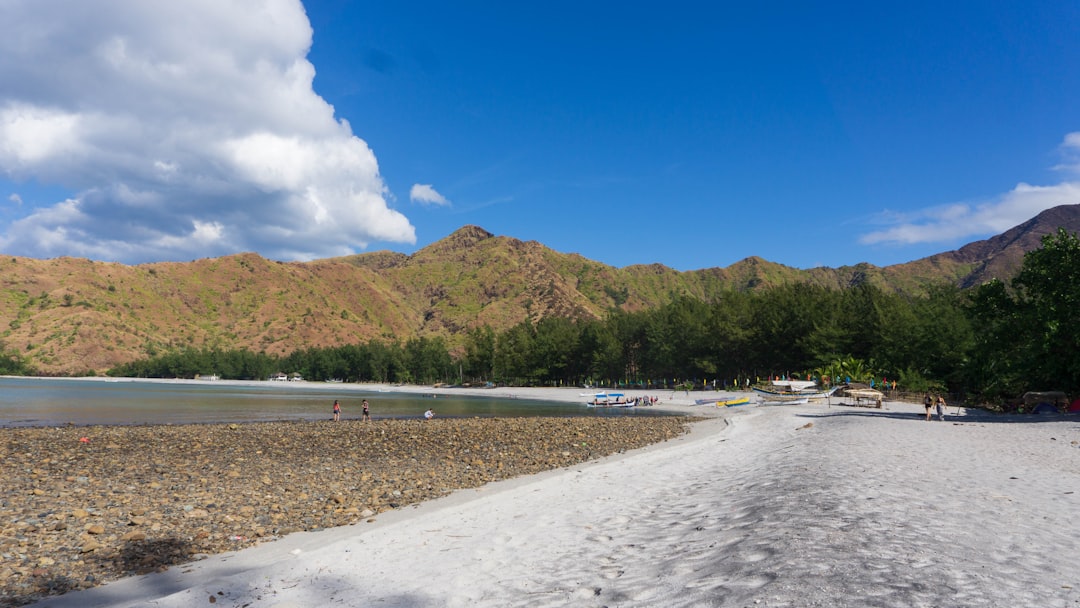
(0, 416, 692, 606)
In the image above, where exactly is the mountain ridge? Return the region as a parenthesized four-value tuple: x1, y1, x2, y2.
(2, 204, 1078, 375)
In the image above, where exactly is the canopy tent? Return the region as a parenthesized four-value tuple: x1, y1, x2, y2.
(1022, 391, 1069, 414)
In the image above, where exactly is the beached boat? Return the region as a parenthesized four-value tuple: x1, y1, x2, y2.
(771, 379, 818, 392)
(585, 392, 635, 407)
(759, 395, 810, 405)
(753, 384, 837, 403)
(694, 396, 752, 407)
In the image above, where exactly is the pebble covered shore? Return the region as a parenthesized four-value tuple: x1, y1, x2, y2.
(0, 416, 693, 606)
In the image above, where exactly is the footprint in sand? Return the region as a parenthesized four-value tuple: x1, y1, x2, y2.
(737, 549, 773, 563)
(722, 572, 777, 590)
(600, 567, 625, 579)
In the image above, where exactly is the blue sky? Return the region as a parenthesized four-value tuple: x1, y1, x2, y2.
(1, 1, 1078, 270)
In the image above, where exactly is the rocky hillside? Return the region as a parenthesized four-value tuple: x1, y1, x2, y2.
(2, 205, 1077, 375)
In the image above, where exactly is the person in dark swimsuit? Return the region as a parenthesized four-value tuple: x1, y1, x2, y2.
(362, 399, 370, 421)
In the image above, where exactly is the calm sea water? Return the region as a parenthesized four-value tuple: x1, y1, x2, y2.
(0, 377, 665, 427)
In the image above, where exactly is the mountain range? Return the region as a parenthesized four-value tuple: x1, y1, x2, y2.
(3, 204, 1078, 375)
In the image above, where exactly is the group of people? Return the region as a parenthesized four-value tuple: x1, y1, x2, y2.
(332, 399, 435, 421)
(923, 393, 948, 421)
(332, 399, 371, 422)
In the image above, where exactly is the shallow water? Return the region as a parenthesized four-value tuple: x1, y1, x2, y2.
(0, 377, 663, 427)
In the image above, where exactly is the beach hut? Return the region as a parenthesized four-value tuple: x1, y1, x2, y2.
(845, 388, 884, 408)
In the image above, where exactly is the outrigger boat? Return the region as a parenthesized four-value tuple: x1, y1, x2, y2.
(758, 395, 810, 405)
(694, 395, 752, 407)
(753, 381, 838, 404)
(585, 392, 634, 407)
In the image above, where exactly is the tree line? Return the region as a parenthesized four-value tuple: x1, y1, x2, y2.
(76, 228, 1080, 404)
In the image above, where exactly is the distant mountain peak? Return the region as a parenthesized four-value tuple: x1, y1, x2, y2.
(925, 203, 1080, 287)
(446, 225, 494, 245)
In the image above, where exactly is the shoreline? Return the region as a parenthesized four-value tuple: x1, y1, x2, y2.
(0, 376, 731, 428)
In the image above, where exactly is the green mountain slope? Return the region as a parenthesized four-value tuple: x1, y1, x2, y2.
(2, 205, 1077, 374)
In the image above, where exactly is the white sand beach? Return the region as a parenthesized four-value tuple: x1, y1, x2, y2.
(31, 389, 1080, 607)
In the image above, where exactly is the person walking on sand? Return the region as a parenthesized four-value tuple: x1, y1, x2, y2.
(936, 395, 947, 421)
(923, 393, 933, 421)
(361, 399, 370, 422)
(333, 399, 341, 422)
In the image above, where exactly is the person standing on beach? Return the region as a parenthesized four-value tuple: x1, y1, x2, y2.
(333, 399, 341, 422)
(362, 399, 370, 421)
(923, 393, 933, 421)
(936, 395, 947, 421)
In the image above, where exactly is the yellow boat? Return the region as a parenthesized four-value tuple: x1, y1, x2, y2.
(717, 396, 751, 407)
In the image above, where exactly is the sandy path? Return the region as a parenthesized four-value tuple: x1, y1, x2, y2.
(33, 402, 1080, 607)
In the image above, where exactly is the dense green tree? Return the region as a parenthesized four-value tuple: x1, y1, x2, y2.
(462, 326, 495, 382)
(494, 321, 535, 384)
(966, 278, 1024, 397)
(404, 336, 453, 384)
(531, 317, 580, 384)
(606, 310, 648, 386)
(577, 319, 622, 385)
(1011, 228, 1080, 393)
(967, 228, 1080, 399)
(702, 291, 755, 384)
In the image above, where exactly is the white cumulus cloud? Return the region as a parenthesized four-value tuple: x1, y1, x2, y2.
(859, 133, 1080, 248)
(0, 0, 415, 263)
(410, 183, 451, 206)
